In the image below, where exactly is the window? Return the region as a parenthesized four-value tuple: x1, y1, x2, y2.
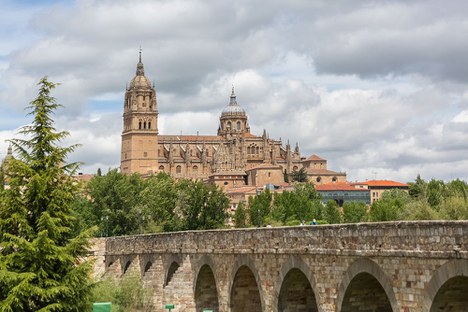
(148, 121, 151, 129)
(256, 147, 259, 154)
(332, 176, 337, 182)
(144, 152, 148, 157)
(236, 121, 241, 130)
(176, 165, 182, 174)
(139, 121, 142, 129)
(193, 165, 198, 173)
(227, 121, 231, 129)
(293, 166, 298, 171)
(316, 176, 322, 183)
(159, 165, 164, 171)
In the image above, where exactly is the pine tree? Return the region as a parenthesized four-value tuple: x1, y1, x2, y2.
(0, 77, 95, 311)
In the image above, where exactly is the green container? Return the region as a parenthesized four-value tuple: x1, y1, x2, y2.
(93, 302, 111, 312)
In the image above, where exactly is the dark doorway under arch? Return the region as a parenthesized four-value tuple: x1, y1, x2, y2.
(230, 265, 261, 312)
(341, 272, 392, 312)
(430, 276, 468, 311)
(278, 268, 318, 312)
(195, 265, 219, 312)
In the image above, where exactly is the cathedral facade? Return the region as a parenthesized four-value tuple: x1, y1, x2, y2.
(120, 54, 346, 188)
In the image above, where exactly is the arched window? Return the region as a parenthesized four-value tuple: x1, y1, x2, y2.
(139, 121, 142, 129)
(159, 165, 164, 171)
(247, 147, 251, 154)
(332, 176, 337, 182)
(227, 121, 231, 129)
(316, 176, 322, 183)
(143, 121, 147, 129)
(148, 121, 151, 129)
(193, 165, 198, 173)
(236, 121, 241, 130)
(176, 165, 182, 174)
(293, 166, 298, 171)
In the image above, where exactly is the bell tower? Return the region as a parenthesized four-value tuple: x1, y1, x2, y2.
(120, 50, 159, 174)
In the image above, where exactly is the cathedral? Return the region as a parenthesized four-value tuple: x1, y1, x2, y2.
(120, 53, 346, 188)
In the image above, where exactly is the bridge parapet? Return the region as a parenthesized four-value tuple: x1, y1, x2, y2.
(105, 221, 467, 258)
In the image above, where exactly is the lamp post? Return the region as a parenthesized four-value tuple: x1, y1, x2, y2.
(256, 188, 261, 227)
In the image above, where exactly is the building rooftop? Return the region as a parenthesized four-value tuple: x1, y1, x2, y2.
(359, 180, 409, 187)
(315, 181, 368, 192)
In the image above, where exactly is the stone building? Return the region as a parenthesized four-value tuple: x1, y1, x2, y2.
(120, 53, 346, 187)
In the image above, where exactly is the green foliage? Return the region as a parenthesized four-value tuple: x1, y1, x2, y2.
(248, 189, 272, 226)
(343, 201, 368, 223)
(136, 172, 177, 233)
(399, 200, 439, 221)
(0, 77, 94, 311)
(290, 167, 308, 182)
(270, 183, 322, 223)
(234, 201, 246, 228)
(91, 276, 149, 312)
(323, 200, 341, 224)
(86, 169, 145, 236)
(438, 196, 468, 220)
(369, 189, 410, 221)
(73, 171, 229, 235)
(170, 180, 229, 231)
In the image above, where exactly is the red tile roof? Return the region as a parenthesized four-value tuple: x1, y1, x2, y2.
(159, 135, 222, 142)
(359, 180, 409, 187)
(303, 154, 325, 162)
(315, 181, 366, 192)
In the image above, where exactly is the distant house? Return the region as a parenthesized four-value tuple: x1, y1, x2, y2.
(315, 181, 370, 206)
(354, 180, 409, 203)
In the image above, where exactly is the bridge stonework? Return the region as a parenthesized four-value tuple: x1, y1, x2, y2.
(91, 221, 468, 312)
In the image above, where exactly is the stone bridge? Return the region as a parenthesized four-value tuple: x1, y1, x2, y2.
(92, 221, 468, 312)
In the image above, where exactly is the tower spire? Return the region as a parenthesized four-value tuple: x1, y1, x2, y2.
(136, 48, 144, 76)
(229, 85, 237, 106)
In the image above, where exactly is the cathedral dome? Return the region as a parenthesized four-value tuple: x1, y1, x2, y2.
(130, 75, 152, 89)
(221, 86, 246, 116)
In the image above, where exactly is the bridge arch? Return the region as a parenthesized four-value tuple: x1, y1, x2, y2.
(336, 258, 398, 312)
(163, 254, 183, 287)
(274, 256, 321, 312)
(228, 255, 264, 312)
(193, 257, 220, 312)
(424, 259, 468, 311)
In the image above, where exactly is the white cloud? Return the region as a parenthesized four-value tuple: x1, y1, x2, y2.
(1, 0, 468, 183)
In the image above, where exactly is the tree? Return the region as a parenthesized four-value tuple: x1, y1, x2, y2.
(233, 201, 246, 228)
(323, 200, 341, 224)
(270, 183, 322, 224)
(0, 77, 94, 311)
(369, 189, 410, 221)
(248, 189, 272, 226)
(291, 167, 308, 182)
(171, 180, 229, 231)
(343, 201, 368, 223)
(86, 169, 144, 236)
(135, 172, 177, 233)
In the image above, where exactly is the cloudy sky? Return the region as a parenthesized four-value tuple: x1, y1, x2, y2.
(1, 0, 468, 183)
